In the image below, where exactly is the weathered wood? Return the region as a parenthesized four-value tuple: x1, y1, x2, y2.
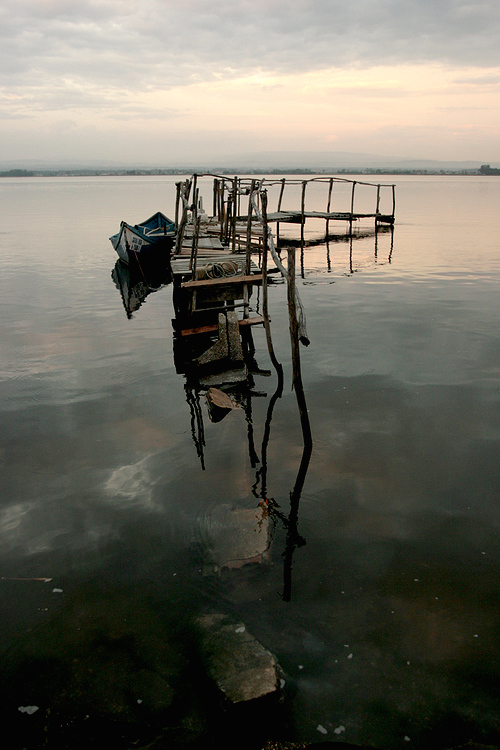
(181, 273, 263, 289)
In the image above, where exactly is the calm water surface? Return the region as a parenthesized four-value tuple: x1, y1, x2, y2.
(1, 175, 500, 749)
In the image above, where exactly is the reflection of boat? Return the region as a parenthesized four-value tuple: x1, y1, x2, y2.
(109, 211, 175, 263)
(112, 250, 171, 319)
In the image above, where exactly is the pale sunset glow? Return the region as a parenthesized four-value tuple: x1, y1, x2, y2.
(1, 0, 499, 165)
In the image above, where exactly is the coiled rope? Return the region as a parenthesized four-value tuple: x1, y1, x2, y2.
(202, 260, 240, 279)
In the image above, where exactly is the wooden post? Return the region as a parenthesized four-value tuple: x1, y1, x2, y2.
(223, 185, 231, 244)
(219, 181, 226, 241)
(231, 176, 238, 253)
(213, 178, 218, 218)
(175, 181, 181, 230)
(175, 178, 192, 255)
(245, 180, 256, 276)
(277, 178, 285, 212)
(300, 180, 306, 256)
(276, 178, 285, 247)
(261, 189, 282, 374)
(192, 173, 198, 211)
(190, 187, 199, 276)
(391, 184, 396, 221)
(262, 190, 269, 306)
(349, 180, 356, 236)
(326, 177, 333, 239)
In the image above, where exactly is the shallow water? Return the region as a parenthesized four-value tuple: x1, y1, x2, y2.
(1, 174, 500, 749)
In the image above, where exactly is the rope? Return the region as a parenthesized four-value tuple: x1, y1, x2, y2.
(203, 260, 240, 279)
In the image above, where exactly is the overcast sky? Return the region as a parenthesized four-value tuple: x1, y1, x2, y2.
(1, 0, 500, 165)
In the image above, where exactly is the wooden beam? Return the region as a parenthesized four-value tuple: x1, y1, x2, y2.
(180, 274, 263, 290)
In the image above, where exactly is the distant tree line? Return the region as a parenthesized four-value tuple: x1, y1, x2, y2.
(1, 166, 498, 177)
(479, 164, 500, 175)
(0, 169, 34, 177)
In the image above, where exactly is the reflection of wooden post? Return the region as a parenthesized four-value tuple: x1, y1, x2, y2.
(283, 245, 312, 602)
(287, 246, 300, 384)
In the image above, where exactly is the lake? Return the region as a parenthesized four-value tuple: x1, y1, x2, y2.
(1, 174, 499, 749)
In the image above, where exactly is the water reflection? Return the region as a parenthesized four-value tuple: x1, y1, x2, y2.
(111, 242, 313, 597)
(111, 253, 171, 318)
(284, 222, 395, 278)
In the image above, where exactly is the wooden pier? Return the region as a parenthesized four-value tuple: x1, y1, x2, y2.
(170, 173, 395, 343)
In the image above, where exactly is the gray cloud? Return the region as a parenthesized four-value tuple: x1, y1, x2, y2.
(1, 0, 499, 99)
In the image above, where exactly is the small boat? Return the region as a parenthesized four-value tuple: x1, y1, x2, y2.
(110, 211, 175, 263)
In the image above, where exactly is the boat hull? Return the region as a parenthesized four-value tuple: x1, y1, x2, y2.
(109, 212, 175, 264)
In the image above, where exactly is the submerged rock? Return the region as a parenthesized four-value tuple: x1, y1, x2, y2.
(195, 613, 280, 704)
(200, 503, 272, 574)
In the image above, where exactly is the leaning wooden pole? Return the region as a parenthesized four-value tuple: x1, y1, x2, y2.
(251, 190, 310, 346)
(261, 190, 283, 373)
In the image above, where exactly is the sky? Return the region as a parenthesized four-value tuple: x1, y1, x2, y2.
(1, 0, 500, 166)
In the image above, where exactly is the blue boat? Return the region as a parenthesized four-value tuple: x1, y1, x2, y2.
(110, 211, 175, 264)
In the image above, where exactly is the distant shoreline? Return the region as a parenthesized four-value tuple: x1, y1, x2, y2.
(0, 167, 493, 178)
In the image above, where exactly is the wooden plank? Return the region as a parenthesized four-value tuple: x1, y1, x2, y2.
(180, 274, 263, 290)
(179, 315, 265, 337)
